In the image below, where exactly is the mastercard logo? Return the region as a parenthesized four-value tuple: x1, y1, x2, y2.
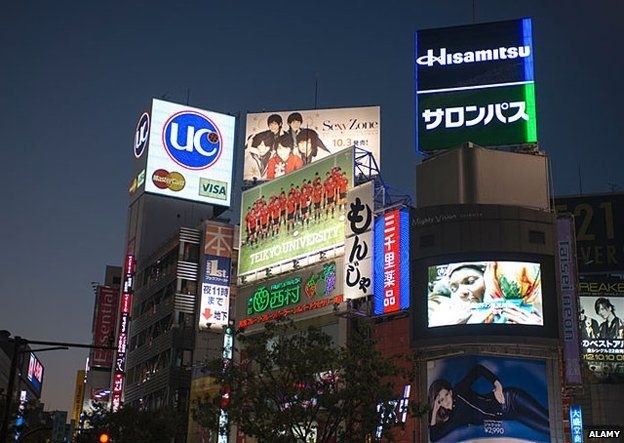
(152, 169, 185, 191)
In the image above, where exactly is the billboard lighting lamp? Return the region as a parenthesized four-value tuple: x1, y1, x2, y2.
(240, 275, 247, 284)
(265, 268, 272, 278)
(293, 259, 300, 270)
(319, 251, 326, 260)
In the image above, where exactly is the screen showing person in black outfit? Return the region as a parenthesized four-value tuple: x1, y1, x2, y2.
(428, 363, 550, 442)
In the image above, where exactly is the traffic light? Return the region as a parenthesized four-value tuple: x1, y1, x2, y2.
(98, 432, 110, 443)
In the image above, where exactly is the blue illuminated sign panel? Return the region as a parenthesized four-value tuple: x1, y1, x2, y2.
(570, 405, 583, 443)
(373, 209, 410, 315)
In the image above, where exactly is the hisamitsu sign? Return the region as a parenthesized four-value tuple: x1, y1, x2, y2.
(415, 18, 537, 153)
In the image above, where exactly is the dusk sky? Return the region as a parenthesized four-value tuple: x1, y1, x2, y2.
(1, 1, 623, 413)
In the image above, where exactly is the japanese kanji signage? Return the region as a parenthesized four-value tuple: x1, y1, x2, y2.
(199, 222, 234, 330)
(373, 209, 410, 315)
(569, 405, 583, 443)
(344, 181, 374, 300)
(236, 259, 344, 331)
(416, 18, 537, 153)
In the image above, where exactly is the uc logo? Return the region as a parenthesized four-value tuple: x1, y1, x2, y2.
(163, 111, 222, 170)
(134, 112, 150, 158)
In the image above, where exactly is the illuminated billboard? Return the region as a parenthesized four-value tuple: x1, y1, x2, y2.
(199, 222, 235, 330)
(143, 99, 235, 206)
(344, 181, 374, 300)
(427, 354, 550, 442)
(238, 148, 354, 278)
(374, 209, 410, 315)
(244, 106, 379, 181)
(578, 278, 624, 382)
(27, 353, 44, 395)
(111, 253, 135, 412)
(236, 259, 344, 331)
(91, 285, 119, 369)
(416, 18, 537, 153)
(427, 260, 543, 327)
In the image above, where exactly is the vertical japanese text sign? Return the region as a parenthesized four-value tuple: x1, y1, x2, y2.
(344, 181, 374, 300)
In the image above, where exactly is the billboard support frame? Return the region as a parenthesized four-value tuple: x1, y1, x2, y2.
(353, 146, 412, 210)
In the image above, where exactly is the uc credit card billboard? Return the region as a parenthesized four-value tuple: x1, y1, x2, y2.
(416, 18, 537, 153)
(427, 355, 550, 442)
(143, 99, 235, 206)
(239, 148, 354, 278)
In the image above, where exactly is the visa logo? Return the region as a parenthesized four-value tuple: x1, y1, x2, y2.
(199, 178, 228, 200)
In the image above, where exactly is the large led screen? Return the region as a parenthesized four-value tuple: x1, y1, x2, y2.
(415, 18, 537, 153)
(238, 148, 353, 277)
(244, 106, 379, 182)
(427, 355, 550, 442)
(427, 260, 543, 327)
(578, 279, 624, 382)
(144, 99, 236, 206)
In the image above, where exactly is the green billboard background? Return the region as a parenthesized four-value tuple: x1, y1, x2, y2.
(418, 83, 537, 152)
(238, 148, 354, 276)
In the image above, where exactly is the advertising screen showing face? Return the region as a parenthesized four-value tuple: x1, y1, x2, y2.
(427, 261, 543, 327)
(578, 291, 624, 382)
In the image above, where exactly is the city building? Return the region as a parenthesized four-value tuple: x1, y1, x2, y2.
(110, 98, 236, 441)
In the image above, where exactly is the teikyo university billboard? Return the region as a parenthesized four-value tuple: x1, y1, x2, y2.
(238, 148, 354, 279)
(415, 18, 537, 153)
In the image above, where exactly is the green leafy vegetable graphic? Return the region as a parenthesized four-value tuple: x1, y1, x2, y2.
(498, 275, 522, 299)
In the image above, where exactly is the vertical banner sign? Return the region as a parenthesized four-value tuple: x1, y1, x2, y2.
(557, 216, 583, 384)
(374, 209, 410, 315)
(199, 223, 234, 330)
(218, 326, 234, 443)
(91, 286, 119, 368)
(569, 405, 583, 443)
(111, 254, 135, 412)
(344, 181, 374, 300)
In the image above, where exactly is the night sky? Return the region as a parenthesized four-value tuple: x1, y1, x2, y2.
(1, 0, 623, 414)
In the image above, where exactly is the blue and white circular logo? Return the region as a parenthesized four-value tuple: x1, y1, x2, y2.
(162, 111, 222, 170)
(134, 112, 150, 158)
